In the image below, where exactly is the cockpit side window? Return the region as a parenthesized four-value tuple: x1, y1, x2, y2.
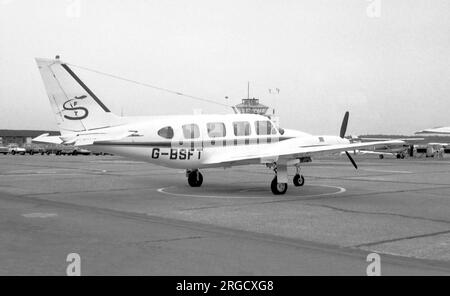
(233, 121, 251, 136)
(157, 126, 174, 139)
(182, 123, 200, 139)
(207, 122, 226, 138)
(255, 120, 277, 135)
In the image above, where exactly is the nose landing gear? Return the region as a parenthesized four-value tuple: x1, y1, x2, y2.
(293, 174, 305, 187)
(293, 165, 305, 187)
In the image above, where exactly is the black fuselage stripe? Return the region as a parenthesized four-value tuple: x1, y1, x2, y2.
(61, 63, 111, 113)
(92, 137, 294, 147)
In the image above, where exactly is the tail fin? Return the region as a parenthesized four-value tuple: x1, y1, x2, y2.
(35, 57, 121, 135)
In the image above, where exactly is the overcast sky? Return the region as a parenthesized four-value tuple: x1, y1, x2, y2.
(0, 0, 449, 135)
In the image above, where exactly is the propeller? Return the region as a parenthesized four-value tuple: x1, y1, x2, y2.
(340, 111, 358, 169)
(340, 111, 349, 138)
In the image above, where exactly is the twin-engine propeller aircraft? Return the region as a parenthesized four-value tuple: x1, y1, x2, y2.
(33, 57, 401, 195)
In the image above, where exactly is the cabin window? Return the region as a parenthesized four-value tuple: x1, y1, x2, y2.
(182, 123, 200, 139)
(255, 121, 277, 135)
(233, 121, 251, 136)
(157, 126, 174, 139)
(207, 122, 226, 138)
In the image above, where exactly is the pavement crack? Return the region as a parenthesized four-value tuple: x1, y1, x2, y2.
(21, 186, 156, 197)
(352, 229, 450, 248)
(136, 235, 205, 244)
(310, 185, 450, 202)
(303, 203, 450, 225)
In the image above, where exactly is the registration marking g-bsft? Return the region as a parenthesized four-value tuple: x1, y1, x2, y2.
(151, 148, 201, 160)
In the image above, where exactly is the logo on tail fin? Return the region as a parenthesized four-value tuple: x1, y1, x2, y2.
(62, 95, 89, 120)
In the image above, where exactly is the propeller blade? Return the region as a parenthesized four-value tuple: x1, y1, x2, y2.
(345, 151, 358, 169)
(340, 111, 349, 138)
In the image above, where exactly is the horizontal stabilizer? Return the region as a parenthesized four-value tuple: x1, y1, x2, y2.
(61, 130, 140, 146)
(32, 133, 63, 145)
(33, 131, 139, 146)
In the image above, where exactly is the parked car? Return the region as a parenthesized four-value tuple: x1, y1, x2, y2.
(0, 146, 9, 155)
(24, 144, 45, 155)
(8, 144, 26, 155)
(91, 151, 114, 156)
(73, 148, 91, 156)
(43, 147, 53, 155)
(55, 146, 91, 156)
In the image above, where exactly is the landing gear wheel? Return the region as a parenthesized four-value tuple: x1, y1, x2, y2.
(293, 174, 305, 187)
(271, 177, 288, 195)
(379, 155, 384, 159)
(188, 171, 203, 187)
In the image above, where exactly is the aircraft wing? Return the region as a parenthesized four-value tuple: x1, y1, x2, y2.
(204, 139, 403, 165)
(359, 137, 423, 142)
(349, 150, 394, 156)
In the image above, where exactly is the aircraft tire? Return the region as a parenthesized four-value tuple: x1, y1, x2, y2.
(293, 174, 305, 187)
(188, 171, 203, 187)
(271, 177, 288, 195)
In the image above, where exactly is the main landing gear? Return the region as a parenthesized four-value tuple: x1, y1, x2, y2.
(187, 169, 203, 187)
(270, 163, 306, 195)
(271, 177, 288, 195)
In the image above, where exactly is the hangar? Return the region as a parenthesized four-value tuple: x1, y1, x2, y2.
(0, 130, 59, 147)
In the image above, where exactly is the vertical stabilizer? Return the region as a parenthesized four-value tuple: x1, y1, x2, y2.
(35, 57, 121, 135)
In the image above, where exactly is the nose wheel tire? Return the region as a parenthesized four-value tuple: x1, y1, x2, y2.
(271, 177, 288, 195)
(188, 171, 203, 187)
(293, 174, 305, 187)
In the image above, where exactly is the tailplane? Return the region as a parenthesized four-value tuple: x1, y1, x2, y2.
(35, 57, 121, 135)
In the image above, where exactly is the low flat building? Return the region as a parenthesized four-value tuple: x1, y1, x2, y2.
(0, 130, 60, 147)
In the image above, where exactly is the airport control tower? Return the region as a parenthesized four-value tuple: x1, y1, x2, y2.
(234, 98, 269, 115)
(233, 83, 280, 127)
